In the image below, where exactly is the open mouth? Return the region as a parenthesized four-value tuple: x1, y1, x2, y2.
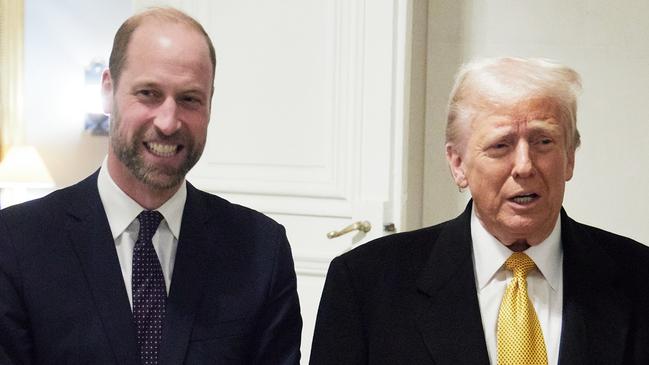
(144, 142, 183, 157)
(509, 193, 539, 204)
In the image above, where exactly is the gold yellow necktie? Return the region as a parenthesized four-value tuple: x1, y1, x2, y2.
(497, 252, 548, 365)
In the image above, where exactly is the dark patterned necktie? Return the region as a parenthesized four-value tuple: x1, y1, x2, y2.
(132, 211, 166, 365)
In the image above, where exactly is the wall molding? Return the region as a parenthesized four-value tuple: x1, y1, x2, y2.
(0, 0, 24, 157)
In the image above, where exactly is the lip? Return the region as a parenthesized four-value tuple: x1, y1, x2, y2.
(507, 192, 541, 208)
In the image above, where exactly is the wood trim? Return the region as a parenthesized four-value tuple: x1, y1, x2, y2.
(0, 0, 24, 159)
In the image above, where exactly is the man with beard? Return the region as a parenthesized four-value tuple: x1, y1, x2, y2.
(0, 7, 301, 365)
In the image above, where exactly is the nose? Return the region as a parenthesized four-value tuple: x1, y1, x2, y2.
(512, 142, 534, 178)
(153, 97, 181, 136)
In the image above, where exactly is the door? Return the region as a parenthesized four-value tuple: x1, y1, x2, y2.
(134, 1, 415, 361)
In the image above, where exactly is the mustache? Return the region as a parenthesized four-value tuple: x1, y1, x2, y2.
(140, 128, 190, 145)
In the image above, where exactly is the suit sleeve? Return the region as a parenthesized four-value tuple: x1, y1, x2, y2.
(0, 214, 34, 365)
(309, 256, 367, 365)
(626, 247, 649, 364)
(249, 225, 302, 365)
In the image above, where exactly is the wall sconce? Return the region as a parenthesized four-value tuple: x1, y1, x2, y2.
(0, 145, 55, 208)
(83, 60, 109, 135)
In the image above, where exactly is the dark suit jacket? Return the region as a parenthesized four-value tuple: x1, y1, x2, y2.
(0, 172, 302, 364)
(310, 203, 649, 364)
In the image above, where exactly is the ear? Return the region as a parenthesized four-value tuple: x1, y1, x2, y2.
(101, 69, 114, 115)
(565, 148, 576, 181)
(446, 143, 468, 188)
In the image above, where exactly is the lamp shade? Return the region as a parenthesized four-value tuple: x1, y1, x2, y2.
(0, 146, 55, 188)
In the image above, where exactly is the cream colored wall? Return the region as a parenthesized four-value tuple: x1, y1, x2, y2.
(423, 0, 649, 244)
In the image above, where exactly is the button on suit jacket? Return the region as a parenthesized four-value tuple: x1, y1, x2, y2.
(0, 172, 302, 364)
(310, 203, 649, 364)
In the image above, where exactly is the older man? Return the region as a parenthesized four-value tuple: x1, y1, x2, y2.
(310, 58, 649, 365)
(0, 7, 301, 364)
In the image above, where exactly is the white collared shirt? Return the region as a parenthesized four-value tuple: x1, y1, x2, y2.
(471, 206, 563, 365)
(97, 158, 186, 309)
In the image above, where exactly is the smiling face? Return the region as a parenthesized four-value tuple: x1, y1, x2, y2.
(102, 19, 213, 205)
(446, 99, 575, 245)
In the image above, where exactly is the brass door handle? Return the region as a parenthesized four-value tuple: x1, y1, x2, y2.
(326, 221, 372, 239)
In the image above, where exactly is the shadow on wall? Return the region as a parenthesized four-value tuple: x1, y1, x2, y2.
(423, 0, 471, 226)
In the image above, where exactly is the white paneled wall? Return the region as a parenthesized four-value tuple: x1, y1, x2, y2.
(134, 1, 412, 362)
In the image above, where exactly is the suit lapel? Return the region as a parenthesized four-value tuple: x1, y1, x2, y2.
(558, 211, 631, 365)
(159, 183, 211, 365)
(415, 205, 490, 365)
(64, 173, 140, 365)
(412, 206, 633, 365)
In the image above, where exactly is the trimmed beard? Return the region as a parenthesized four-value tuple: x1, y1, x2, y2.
(109, 110, 204, 191)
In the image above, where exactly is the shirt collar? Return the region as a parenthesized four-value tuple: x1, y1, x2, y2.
(471, 203, 563, 292)
(97, 157, 187, 240)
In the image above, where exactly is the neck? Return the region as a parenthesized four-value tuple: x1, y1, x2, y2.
(507, 240, 531, 252)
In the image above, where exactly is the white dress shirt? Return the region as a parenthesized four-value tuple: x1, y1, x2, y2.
(471, 206, 563, 365)
(97, 158, 186, 309)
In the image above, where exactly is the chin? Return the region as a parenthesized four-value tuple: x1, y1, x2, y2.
(506, 219, 554, 242)
(140, 171, 185, 190)
(501, 217, 540, 235)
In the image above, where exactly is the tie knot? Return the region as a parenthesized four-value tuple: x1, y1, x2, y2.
(504, 252, 536, 278)
(137, 211, 163, 242)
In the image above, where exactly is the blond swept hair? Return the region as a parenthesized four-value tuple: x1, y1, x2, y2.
(446, 57, 582, 151)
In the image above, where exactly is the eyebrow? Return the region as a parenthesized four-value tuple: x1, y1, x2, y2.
(130, 81, 160, 90)
(527, 118, 563, 133)
(483, 120, 562, 140)
(131, 81, 208, 97)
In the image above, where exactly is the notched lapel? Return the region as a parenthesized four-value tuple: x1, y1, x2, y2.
(64, 173, 139, 365)
(415, 206, 490, 365)
(559, 212, 632, 365)
(159, 184, 211, 365)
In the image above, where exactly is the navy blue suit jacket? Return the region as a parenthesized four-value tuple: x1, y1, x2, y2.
(310, 203, 649, 364)
(0, 172, 302, 364)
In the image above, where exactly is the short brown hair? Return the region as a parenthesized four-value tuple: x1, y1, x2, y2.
(108, 7, 217, 88)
